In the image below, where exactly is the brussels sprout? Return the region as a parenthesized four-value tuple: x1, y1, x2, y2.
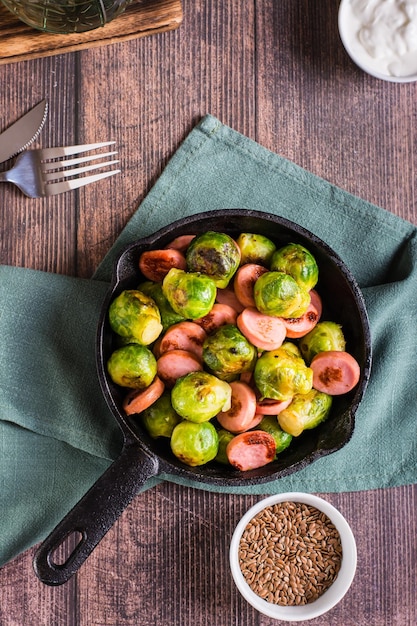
(254, 347, 313, 401)
(186, 231, 241, 288)
(138, 280, 185, 331)
(270, 243, 319, 291)
(299, 321, 346, 364)
(235, 233, 276, 266)
(109, 289, 163, 345)
(279, 341, 302, 359)
(139, 391, 182, 438)
(215, 428, 235, 464)
(258, 416, 293, 456)
(278, 389, 333, 437)
(162, 268, 217, 319)
(253, 271, 310, 318)
(171, 421, 219, 466)
(203, 324, 257, 380)
(107, 344, 157, 389)
(171, 371, 232, 422)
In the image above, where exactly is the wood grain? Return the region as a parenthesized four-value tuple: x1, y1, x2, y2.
(0, 1, 416, 624)
(0, 0, 183, 64)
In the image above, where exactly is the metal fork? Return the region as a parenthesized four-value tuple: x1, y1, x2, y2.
(0, 142, 120, 197)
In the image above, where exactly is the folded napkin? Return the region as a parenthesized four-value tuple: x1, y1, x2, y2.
(1, 114, 416, 567)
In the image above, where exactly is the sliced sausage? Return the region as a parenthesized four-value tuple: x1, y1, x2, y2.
(139, 248, 187, 282)
(226, 431, 276, 471)
(216, 381, 257, 433)
(282, 289, 322, 339)
(216, 286, 245, 313)
(255, 397, 292, 415)
(237, 307, 286, 351)
(157, 349, 203, 387)
(233, 263, 268, 308)
(123, 376, 165, 415)
(164, 234, 196, 253)
(194, 303, 238, 334)
(158, 321, 207, 360)
(310, 350, 360, 395)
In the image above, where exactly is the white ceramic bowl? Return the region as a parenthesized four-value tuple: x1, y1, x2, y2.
(338, 0, 417, 83)
(230, 492, 357, 621)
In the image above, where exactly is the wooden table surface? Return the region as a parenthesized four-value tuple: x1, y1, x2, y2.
(0, 1, 416, 624)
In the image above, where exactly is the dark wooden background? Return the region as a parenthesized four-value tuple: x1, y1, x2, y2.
(0, 1, 416, 624)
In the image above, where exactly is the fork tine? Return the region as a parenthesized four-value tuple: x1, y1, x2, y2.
(41, 151, 118, 172)
(45, 168, 121, 196)
(38, 141, 116, 160)
(43, 159, 120, 182)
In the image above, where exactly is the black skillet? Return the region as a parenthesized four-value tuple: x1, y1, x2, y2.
(33, 209, 372, 585)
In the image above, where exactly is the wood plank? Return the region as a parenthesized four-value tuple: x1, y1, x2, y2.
(0, 0, 183, 65)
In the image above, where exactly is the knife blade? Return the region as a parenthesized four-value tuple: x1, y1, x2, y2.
(0, 99, 48, 164)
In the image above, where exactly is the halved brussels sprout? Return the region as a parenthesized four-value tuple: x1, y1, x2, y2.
(171, 371, 232, 422)
(162, 268, 217, 319)
(109, 289, 163, 345)
(254, 346, 313, 401)
(203, 324, 257, 380)
(185, 231, 241, 288)
(299, 321, 346, 364)
(171, 421, 219, 466)
(253, 271, 310, 318)
(214, 428, 235, 464)
(278, 389, 333, 437)
(138, 280, 185, 331)
(270, 243, 319, 291)
(258, 416, 293, 456)
(107, 344, 157, 389)
(235, 233, 276, 266)
(139, 391, 182, 438)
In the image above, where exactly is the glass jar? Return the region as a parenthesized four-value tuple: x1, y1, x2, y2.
(1, 0, 132, 34)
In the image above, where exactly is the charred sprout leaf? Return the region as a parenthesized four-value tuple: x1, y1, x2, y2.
(254, 346, 313, 401)
(170, 421, 219, 466)
(236, 233, 276, 266)
(138, 280, 185, 330)
(215, 428, 235, 464)
(258, 416, 293, 456)
(139, 391, 182, 438)
(299, 321, 346, 364)
(254, 271, 310, 318)
(270, 243, 319, 291)
(107, 344, 157, 389)
(171, 371, 232, 422)
(203, 324, 257, 380)
(109, 289, 163, 345)
(185, 231, 241, 288)
(162, 268, 217, 319)
(278, 389, 333, 437)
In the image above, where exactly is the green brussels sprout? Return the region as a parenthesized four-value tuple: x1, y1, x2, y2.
(203, 324, 257, 380)
(278, 389, 333, 437)
(279, 341, 302, 359)
(258, 416, 293, 456)
(270, 243, 319, 291)
(109, 289, 163, 345)
(299, 321, 346, 364)
(139, 391, 182, 438)
(215, 428, 235, 464)
(253, 271, 310, 318)
(138, 280, 185, 331)
(254, 347, 313, 401)
(107, 344, 157, 389)
(171, 421, 219, 466)
(171, 371, 232, 422)
(185, 231, 241, 288)
(162, 268, 217, 319)
(235, 233, 276, 266)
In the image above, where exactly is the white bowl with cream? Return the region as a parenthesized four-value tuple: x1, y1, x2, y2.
(338, 0, 417, 82)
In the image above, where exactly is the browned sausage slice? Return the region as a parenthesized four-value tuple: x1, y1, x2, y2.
(139, 248, 187, 282)
(226, 431, 276, 471)
(194, 303, 238, 334)
(159, 321, 207, 360)
(237, 307, 286, 351)
(123, 377, 165, 415)
(157, 349, 203, 387)
(233, 263, 268, 308)
(310, 350, 360, 395)
(216, 381, 257, 433)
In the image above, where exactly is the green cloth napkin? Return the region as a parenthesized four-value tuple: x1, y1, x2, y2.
(1, 114, 416, 567)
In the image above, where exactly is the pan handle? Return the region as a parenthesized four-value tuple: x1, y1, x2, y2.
(32, 444, 159, 586)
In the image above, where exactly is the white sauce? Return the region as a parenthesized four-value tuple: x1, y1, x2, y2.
(340, 0, 417, 77)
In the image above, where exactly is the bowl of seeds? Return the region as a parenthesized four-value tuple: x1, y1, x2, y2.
(229, 492, 357, 621)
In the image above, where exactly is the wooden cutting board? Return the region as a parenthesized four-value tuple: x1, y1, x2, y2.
(0, 0, 183, 65)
